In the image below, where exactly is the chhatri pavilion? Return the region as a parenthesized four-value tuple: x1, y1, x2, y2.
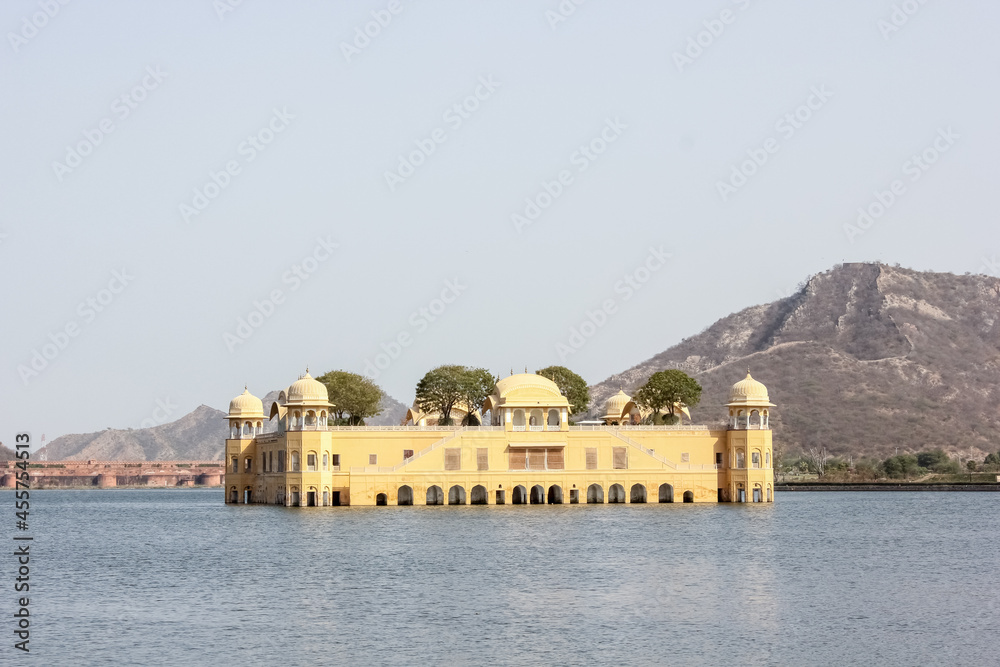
(224, 370, 775, 507)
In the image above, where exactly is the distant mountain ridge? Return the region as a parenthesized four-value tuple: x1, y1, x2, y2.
(42, 389, 411, 461)
(589, 263, 1000, 459)
(43, 263, 1000, 461)
(40, 405, 229, 461)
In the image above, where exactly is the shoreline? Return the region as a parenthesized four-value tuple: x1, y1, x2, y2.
(777, 482, 1000, 492)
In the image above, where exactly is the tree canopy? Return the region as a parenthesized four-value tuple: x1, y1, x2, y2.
(536, 365, 590, 414)
(460, 368, 496, 425)
(315, 370, 384, 426)
(416, 365, 493, 425)
(633, 369, 702, 424)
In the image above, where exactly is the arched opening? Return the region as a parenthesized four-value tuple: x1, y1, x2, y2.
(305, 410, 316, 427)
(376, 493, 388, 506)
(736, 450, 745, 469)
(291, 451, 300, 472)
(749, 410, 760, 428)
(307, 451, 317, 471)
(470, 485, 488, 505)
(736, 484, 746, 503)
(398, 485, 413, 506)
(587, 484, 604, 504)
(658, 483, 674, 503)
(608, 484, 626, 504)
(682, 490, 694, 503)
(766, 451, 771, 467)
(292, 411, 301, 429)
(529, 409, 542, 427)
(752, 451, 761, 469)
(243, 421, 252, 436)
(630, 484, 647, 504)
(322, 452, 329, 470)
(426, 485, 444, 506)
(448, 485, 466, 505)
(243, 487, 252, 504)
(512, 485, 527, 505)
(229, 487, 238, 503)
(767, 485, 772, 502)
(530, 485, 545, 504)
(547, 485, 563, 504)
(547, 409, 560, 428)
(323, 488, 329, 506)
(753, 485, 762, 503)
(512, 410, 525, 429)
(307, 489, 316, 506)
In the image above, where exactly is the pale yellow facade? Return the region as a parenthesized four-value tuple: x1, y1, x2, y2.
(225, 371, 775, 507)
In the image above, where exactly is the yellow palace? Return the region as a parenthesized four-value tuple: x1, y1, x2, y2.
(224, 371, 775, 507)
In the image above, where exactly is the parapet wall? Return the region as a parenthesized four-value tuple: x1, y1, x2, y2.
(0, 460, 225, 489)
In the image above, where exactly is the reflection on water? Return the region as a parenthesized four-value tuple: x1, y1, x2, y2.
(21, 490, 1000, 665)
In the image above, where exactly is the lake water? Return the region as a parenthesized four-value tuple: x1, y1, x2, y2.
(8, 490, 999, 665)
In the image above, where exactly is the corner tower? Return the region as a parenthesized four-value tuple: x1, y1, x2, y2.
(724, 370, 775, 502)
(224, 387, 264, 504)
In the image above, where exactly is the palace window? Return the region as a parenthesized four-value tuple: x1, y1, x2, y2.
(369, 454, 377, 465)
(445, 448, 461, 471)
(278, 451, 285, 472)
(613, 447, 628, 470)
(291, 452, 300, 472)
(322, 452, 328, 470)
(307, 453, 317, 471)
(736, 451, 745, 468)
(477, 448, 489, 471)
(231, 456, 238, 473)
(546, 448, 564, 470)
(752, 452, 761, 469)
(509, 448, 527, 470)
(585, 448, 598, 470)
(245, 457, 252, 472)
(716, 452, 723, 466)
(527, 448, 545, 470)
(332, 454, 340, 468)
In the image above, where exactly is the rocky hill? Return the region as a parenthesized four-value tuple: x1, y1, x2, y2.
(39, 405, 229, 461)
(0, 442, 15, 461)
(590, 263, 1000, 460)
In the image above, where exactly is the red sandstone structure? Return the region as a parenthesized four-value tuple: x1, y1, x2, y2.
(0, 460, 225, 489)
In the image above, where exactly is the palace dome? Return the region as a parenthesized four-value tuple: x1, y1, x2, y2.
(728, 371, 771, 404)
(494, 373, 563, 400)
(286, 371, 330, 405)
(228, 388, 264, 418)
(603, 389, 631, 419)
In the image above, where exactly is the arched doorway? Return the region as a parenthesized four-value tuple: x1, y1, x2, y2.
(547, 485, 563, 504)
(753, 485, 762, 503)
(658, 484, 674, 503)
(398, 485, 413, 506)
(448, 485, 466, 505)
(426, 485, 444, 505)
(586, 484, 604, 504)
(530, 485, 545, 504)
(470, 485, 488, 505)
(608, 484, 625, 504)
(683, 490, 694, 503)
(512, 485, 527, 504)
(767, 485, 772, 502)
(630, 484, 647, 503)
(376, 493, 388, 506)
(229, 487, 238, 504)
(244, 487, 252, 504)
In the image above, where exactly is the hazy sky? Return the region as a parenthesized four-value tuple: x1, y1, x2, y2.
(3, 1, 998, 443)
